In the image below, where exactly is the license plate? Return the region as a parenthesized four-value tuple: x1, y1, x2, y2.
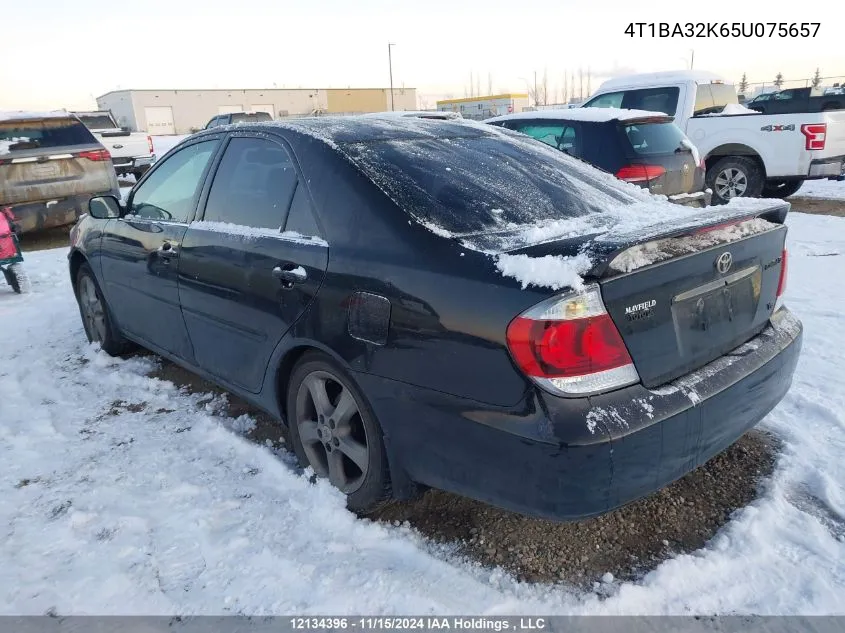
(30, 162, 60, 179)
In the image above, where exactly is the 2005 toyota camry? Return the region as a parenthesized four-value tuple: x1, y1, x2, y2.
(69, 117, 802, 520)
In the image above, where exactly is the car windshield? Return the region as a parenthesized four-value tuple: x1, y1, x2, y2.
(78, 115, 117, 129)
(339, 132, 640, 238)
(0, 118, 96, 153)
(624, 122, 688, 156)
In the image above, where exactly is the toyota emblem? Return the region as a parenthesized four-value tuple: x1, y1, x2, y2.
(716, 252, 733, 274)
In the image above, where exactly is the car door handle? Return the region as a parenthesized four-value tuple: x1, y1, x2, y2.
(156, 241, 179, 257)
(272, 264, 307, 286)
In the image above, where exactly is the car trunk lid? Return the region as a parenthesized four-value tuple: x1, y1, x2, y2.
(507, 202, 790, 388)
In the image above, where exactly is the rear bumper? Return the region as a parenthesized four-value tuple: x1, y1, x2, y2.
(111, 155, 155, 172)
(807, 154, 845, 179)
(9, 191, 117, 233)
(361, 308, 802, 521)
(668, 189, 712, 207)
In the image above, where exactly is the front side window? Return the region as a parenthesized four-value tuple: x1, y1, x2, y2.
(202, 137, 297, 230)
(130, 140, 218, 222)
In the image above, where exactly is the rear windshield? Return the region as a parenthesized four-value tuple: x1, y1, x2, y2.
(0, 118, 96, 153)
(231, 112, 272, 123)
(584, 87, 680, 116)
(77, 115, 117, 129)
(339, 132, 637, 237)
(623, 122, 688, 156)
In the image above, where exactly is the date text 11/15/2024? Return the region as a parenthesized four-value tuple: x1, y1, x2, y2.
(290, 618, 548, 631)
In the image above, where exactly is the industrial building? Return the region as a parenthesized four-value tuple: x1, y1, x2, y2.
(436, 93, 529, 120)
(96, 87, 418, 134)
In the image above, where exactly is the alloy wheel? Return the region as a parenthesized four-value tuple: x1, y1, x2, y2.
(715, 167, 748, 199)
(295, 371, 369, 493)
(79, 276, 106, 343)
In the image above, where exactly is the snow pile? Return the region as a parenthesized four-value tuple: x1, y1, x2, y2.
(0, 213, 845, 614)
(609, 218, 778, 273)
(699, 103, 760, 117)
(0, 137, 30, 155)
(485, 108, 671, 124)
(190, 221, 328, 246)
(795, 179, 845, 200)
(496, 253, 592, 291)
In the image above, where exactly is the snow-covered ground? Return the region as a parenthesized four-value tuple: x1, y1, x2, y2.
(794, 179, 845, 200)
(1, 213, 844, 615)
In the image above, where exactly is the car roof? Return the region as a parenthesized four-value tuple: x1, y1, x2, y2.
(486, 107, 672, 124)
(596, 70, 726, 92)
(204, 116, 491, 145)
(0, 110, 74, 123)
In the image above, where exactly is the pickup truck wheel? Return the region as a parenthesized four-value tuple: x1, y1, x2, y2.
(707, 156, 764, 204)
(762, 179, 804, 198)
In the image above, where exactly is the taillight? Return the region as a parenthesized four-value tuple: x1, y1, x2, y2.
(775, 249, 788, 311)
(801, 123, 826, 150)
(147, 135, 154, 155)
(78, 149, 111, 161)
(615, 164, 666, 183)
(506, 285, 640, 396)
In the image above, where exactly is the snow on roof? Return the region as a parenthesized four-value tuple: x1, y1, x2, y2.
(485, 107, 671, 124)
(596, 70, 728, 92)
(0, 110, 71, 123)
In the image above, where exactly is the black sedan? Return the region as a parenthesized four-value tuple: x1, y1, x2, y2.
(69, 117, 802, 521)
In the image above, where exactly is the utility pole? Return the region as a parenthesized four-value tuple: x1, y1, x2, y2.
(388, 42, 396, 111)
(534, 71, 538, 106)
(690, 49, 695, 70)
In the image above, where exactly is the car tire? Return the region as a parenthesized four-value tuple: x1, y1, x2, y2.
(4, 263, 30, 294)
(706, 156, 765, 204)
(762, 179, 805, 199)
(286, 351, 394, 514)
(75, 262, 134, 356)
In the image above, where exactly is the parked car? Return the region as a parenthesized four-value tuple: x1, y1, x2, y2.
(359, 110, 464, 120)
(204, 111, 273, 129)
(72, 110, 155, 180)
(583, 70, 845, 202)
(0, 111, 120, 233)
(486, 108, 710, 206)
(70, 118, 802, 521)
(745, 87, 845, 115)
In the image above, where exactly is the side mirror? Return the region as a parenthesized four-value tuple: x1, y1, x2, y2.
(88, 195, 122, 219)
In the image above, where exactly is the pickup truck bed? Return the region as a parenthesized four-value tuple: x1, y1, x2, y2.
(72, 111, 155, 179)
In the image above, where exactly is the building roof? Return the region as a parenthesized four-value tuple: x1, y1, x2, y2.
(97, 87, 417, 100)
(485, 107, 672, 124)
(596, 70, 727, 92)
(436, 93, 529, 105)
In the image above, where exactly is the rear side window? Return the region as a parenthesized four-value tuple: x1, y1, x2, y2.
(585, 87, 680, 116)
(694, 83, 738, 115)
(0, 118, 96, 153)
(285, 183, 322, 237)
(203, 137, 298, 229)
(623, 122, 688, 156)
(501, 121, 580, 156)
(77, 115, 117, 129)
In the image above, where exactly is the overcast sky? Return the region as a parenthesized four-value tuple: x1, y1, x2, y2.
(2, 0, 843, 110)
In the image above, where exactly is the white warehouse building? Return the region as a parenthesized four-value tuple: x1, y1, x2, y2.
(96, 87, 418, 135)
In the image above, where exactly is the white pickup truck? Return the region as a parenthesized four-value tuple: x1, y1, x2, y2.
(583, 70, 845, 202)
(72, 111, 155, 180)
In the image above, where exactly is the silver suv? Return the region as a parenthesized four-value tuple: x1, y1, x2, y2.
(0, 111, 120, 233)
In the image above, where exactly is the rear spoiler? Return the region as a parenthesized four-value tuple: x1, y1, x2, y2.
(505, 201, 790, 279)
(585, 201, 790, 278)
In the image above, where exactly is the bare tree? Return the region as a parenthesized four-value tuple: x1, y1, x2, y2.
(563, 72, 568, 104)
(586, 67, 591, 97)
(541, 68, 549, 105)
(488, 73, 493, 96)
(579, 68, 584, 101)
